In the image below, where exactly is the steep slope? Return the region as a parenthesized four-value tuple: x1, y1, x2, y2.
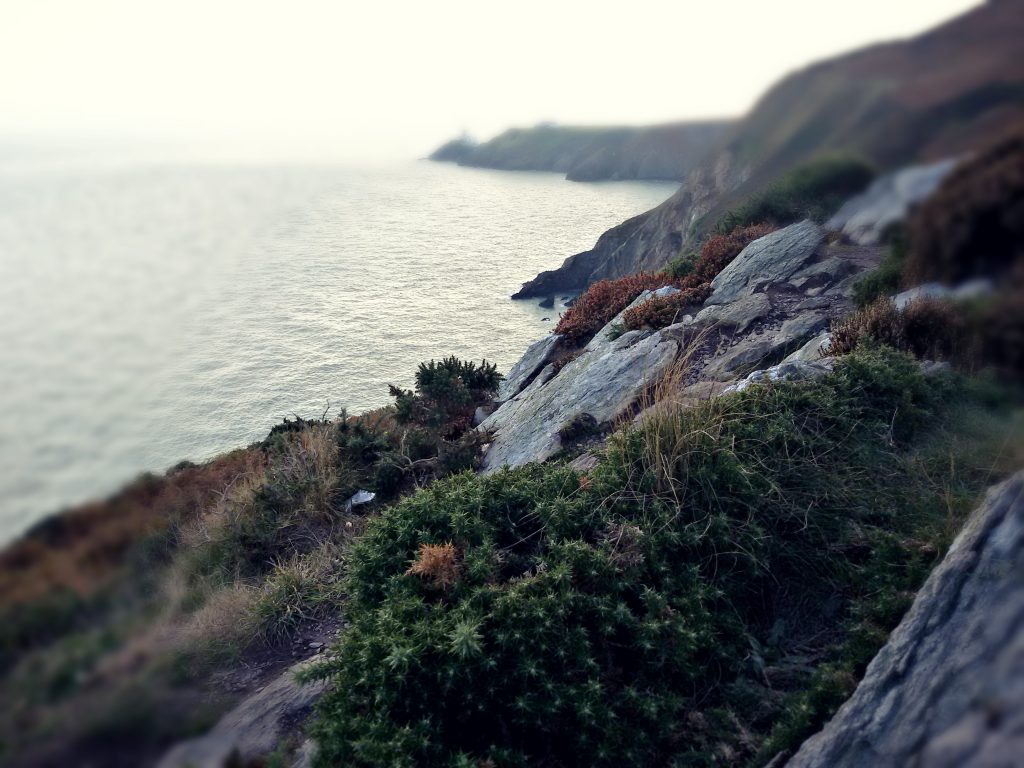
(429, 120, 733, 181)
(514, 0, 1024, 297)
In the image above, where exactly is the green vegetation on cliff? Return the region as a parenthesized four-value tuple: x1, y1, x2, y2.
(306, 347, 1019, 767)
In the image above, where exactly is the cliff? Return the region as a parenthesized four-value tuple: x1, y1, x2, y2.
(513, 0, 1024, 297)
(429, 120, 733, 181)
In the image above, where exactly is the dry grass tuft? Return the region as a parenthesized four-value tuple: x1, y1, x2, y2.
(406, 543, 460, 589)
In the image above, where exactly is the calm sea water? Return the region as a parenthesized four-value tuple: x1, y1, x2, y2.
(0, 158, 674, 543)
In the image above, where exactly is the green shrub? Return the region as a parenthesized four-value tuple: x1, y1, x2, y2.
(307, 348, 961, 767)
(716, 155, 876, 233)
(665, 252, 696, 279)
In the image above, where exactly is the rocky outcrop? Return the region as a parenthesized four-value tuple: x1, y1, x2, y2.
(430, 120, 733, 182)
(826, 158, 958, 245)
(785, 472, 1024, 768)
(498, 334, 561, 402)
(488, 224, 883, 471)
(156, 660, 326, 768)
(480, 327, 678, 472)
(512, 1, 1024, 298)
(706, 221, 826, 305)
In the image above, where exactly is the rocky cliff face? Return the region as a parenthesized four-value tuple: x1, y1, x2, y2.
(485, 221, 881, 472)
(513, 0, 1024, 298)
(785, 471, 1024, 768)
(429, 121, 733, 182)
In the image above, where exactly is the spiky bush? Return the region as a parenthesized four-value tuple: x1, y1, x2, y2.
(553, 273, 675, 345)
(307, 348, 961, 767)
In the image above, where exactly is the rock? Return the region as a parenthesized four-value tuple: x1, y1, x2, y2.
(293, 739, 317, 768)
(707, 221, 826, 306)
(473, 405, 493, 426)
(586, 286, 678, 350)
(795, 297, 831, 311)
(480, 329, 679, 472)
(498, 334, 561, 402)
(774, 312, 829, 348)
(825, 158, 958, 245)
(893, 282, 953, 310)
(703, 336, 779, 380)
(783, 331, 832, 363)
(156, 660, 327, 768)
(893, 278, 995, 310)
(920, 360, 952, 377)
(785, 473, 1024, 768)
(568, 452, 601, 473)
(789, 257, 856, 291)
(721, 359, 835, 394)
(692, 293, 773, 334)
(538, 296, 555, 309)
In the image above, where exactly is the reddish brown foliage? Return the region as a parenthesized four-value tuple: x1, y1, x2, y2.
(406, 542, 460, 589)
(905, 128, 1024, 286)
(554, 272, 674, 344)
(0, 448, 265, 605)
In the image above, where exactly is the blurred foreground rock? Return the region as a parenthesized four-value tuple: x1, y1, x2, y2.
(786, 472, 1024, 768)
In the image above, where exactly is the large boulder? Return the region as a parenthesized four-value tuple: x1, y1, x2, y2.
(786, 472, 1024, 768)
(480, 329, 679, 472)
(707, 221, 826, 306)
(826, 158, 958, 245)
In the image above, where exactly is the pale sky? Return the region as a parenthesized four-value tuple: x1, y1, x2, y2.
(0, 0, 981, 162)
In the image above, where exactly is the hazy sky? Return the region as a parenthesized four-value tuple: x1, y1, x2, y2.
(0, 0, 980, 161)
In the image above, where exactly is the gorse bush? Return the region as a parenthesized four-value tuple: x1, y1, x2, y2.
(553, 273, 674, 345)
(307, 348, 963, 767)
(623, 223, 777, 332)
(716, 155, 875, 233)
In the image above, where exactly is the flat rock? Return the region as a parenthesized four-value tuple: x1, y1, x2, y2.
(707, 221, 826, 306)
(498, 333, 561, 401)
(826, 158, 958, 245)
(480, 329, 679, 472)
(786, 473, 1024, 768)
(692, 292, 773, 334)
(774, 312, 828, 348)
(783, 331, 832, 363)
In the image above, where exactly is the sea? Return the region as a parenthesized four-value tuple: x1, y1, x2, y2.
(0, 154, 675, 544)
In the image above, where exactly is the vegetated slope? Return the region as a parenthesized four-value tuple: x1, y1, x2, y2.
(514, 0, 1024, 297)
(428, 121, 733, 181)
